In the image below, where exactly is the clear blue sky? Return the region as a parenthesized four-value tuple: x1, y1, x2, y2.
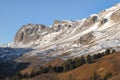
(0, 0, 120, 44)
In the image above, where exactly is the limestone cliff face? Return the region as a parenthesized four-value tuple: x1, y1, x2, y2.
(14, 24, 49, 44)
(14, 20, 78, 45)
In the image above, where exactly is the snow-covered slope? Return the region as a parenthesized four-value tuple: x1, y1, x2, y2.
(1, 3, 120, 63)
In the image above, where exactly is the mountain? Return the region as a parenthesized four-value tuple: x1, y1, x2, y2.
(1, 3, 120, 79)
(12, 3, 120, 59)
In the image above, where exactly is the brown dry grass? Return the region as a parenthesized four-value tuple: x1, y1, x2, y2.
(30, 73, 58, 80)
(21, 52, 120, 80)
(20, 58, 63, 75)
(57, 52, 120, 80)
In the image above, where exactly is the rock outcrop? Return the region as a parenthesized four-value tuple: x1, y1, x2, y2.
(82, 15, 98, 27)
(111, 9, 120, 22)
(74, 32, 95, 45)
(14, 24, 49, 44)
(14, 20, 78, 45)
(99, 18, 108, 26)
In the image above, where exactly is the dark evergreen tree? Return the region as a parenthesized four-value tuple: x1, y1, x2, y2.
(86, 54, 93, 64)
(105, 49, 111, 55)
(101, 52, 105, 56)
(62, 61, 70, 72)
(112, 49, 116, 53)
(93, 54, 98, 60)
(46, 65, 53, 72)
(80, 56, 86, 65)
(53, 66, 63, 72)
(75, 56, 86, 67)
(29, 70, 36, 78)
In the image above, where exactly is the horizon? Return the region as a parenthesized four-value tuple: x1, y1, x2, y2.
(0, 0, 120, 45)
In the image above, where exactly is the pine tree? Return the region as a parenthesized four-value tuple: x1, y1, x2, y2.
(105, 49, 111, 55)
(81, 56, 86, 65)
(112, 49, 116, 53)
(62, 62, 69, 72)
(86, 54, 93, 64)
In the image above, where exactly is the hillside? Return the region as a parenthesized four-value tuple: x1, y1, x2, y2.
(58, 52, 120, 80)
(28, 51, 120, 80)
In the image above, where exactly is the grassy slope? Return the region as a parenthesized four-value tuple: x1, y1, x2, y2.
(22, 52, 120, 80)
(58, 52, 120, 80)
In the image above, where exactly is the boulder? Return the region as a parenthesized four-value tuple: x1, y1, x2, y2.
(79, 32, 95, 45)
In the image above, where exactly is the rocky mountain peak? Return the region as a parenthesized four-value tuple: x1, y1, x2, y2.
(14, 3, 120, 48)
(11, 3, 120, 59)
(14, 24, 49, 44)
